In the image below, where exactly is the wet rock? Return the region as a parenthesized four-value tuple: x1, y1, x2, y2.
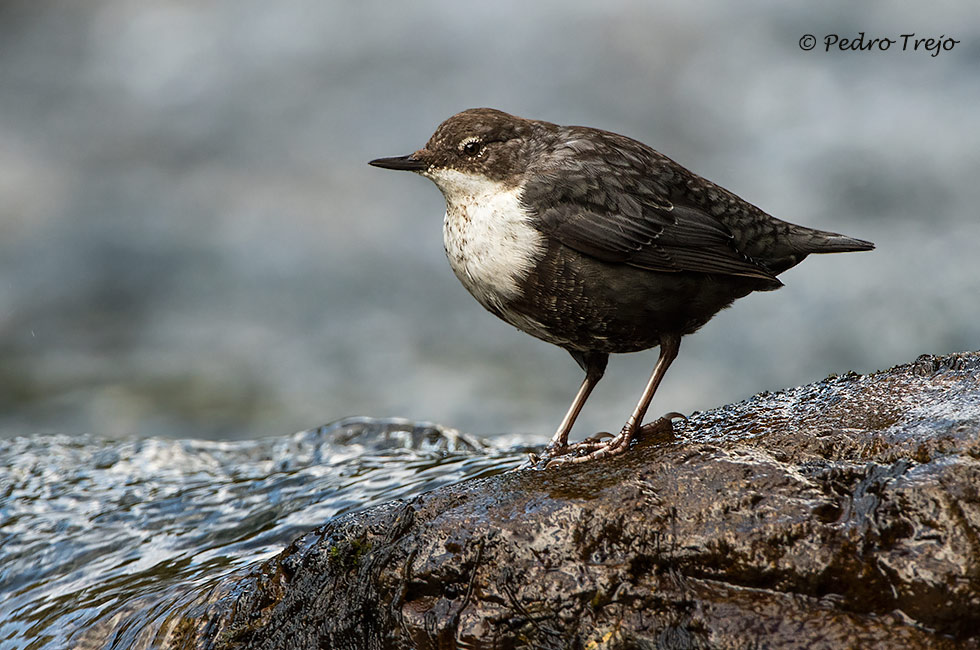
(169, 352, 980, 649)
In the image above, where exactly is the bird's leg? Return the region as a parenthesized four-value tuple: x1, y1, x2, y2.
(547, 375, 599, 450)
(546, 351, 607, 452)
(547, 335, 680, 466)
(610, 333, 680, 450)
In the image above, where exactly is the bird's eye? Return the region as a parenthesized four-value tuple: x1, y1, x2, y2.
(460, 138, 482, 156)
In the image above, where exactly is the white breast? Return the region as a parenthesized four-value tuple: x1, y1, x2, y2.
(428, 168, 545, 314)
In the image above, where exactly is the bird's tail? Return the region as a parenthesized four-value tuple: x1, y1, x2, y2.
(793, 225, 875, 254)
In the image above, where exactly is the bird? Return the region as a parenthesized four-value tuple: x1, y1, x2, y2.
(369, 108, 874, 464)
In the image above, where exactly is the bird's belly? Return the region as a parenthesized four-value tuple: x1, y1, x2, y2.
(502, 243, 759, 353)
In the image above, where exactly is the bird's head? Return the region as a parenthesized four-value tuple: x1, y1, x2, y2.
(369, 108, 546, 201)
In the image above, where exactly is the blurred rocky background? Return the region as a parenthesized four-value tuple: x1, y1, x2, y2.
(1, 1, 977, 442)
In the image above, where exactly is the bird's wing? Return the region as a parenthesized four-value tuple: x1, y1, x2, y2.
(523, 132, 779, 283)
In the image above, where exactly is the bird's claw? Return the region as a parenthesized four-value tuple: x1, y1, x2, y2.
(578, 430, 615, 445)
(536, 413, 682, 468)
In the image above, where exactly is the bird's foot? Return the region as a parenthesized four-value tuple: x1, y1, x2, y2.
(540, 412, 684, 467)
(535, 430, 611, 463)
(542, 429, 613, 459)
(577, 430, 616, 446)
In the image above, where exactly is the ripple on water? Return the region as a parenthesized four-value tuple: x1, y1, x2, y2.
(0, 417, 530, 650)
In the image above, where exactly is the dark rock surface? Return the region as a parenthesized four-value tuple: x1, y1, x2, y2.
(169, 352, 980, 649)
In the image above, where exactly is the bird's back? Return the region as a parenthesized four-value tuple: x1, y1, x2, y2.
(527, 122, 873, 282)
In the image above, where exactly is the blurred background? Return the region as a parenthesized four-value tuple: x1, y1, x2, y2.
(1, 1, 977, 442)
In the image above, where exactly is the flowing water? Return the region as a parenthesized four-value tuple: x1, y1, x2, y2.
(0, 418, 530, 649)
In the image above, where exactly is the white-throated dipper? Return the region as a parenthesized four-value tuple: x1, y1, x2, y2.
(369, 108, 874, 464)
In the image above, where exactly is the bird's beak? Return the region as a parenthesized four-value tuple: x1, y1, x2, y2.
(368, 154, 427, 172)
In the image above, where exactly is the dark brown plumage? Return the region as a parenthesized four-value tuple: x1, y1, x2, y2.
(370, 108, 874, 464)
